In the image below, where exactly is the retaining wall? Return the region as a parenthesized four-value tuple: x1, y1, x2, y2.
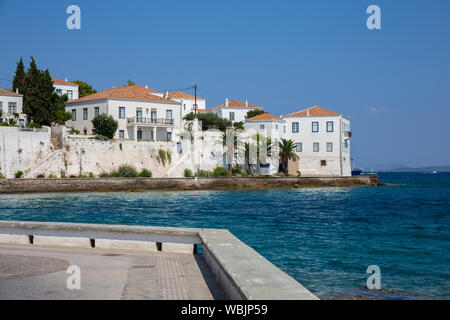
(0, 176, 380, 194)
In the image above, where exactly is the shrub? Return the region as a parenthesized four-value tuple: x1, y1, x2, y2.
(0, 173, 4, 179)
(47, 174, 57, 178)
(137, 169, 152, 178)
(68, 127, 80, 135)
(88, 172, 95, 178)
(91, 114, 118, 139)
(231, 164, 245, 176)
(119, 143, 122, 151)
(15, 171, 23, 178)
(110, 164, 138, 177)
(99, 172, 111, 178)
(184, 168, 193, 178)
(195, 170, 212, 177)
(212, 166, 230, 177)
(60, 170, 67, 178)
(156, 149, 172, 167)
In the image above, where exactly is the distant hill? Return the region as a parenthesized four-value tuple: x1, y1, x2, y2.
(380, 165, 450, 172)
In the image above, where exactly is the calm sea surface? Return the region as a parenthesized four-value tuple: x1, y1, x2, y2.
(0, 172, 448, 299)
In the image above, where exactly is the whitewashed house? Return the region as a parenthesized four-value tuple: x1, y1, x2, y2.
(158, 91, 206, 117)
(244, 112, 286, 137)
(209, 99, 263, 123)
(52, 78, 79, 100)
(64, 85, 182, 140)
(282, 105, 352, 176)
(0, 88, 26, 126)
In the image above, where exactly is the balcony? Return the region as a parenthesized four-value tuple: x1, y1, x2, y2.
(344, 131, 352, 140)
(127, 117, 174, 126)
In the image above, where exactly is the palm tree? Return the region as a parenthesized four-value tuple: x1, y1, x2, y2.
(279, 138, 299, 175)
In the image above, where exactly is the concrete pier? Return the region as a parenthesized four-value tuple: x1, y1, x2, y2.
(0, 220, 318, 300)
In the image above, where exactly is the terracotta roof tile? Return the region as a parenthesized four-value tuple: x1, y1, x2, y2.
(209, 100, 262, 111)
(52, 77, 78, 86)
(246, 113, 283, 121)
(285, 105, 340, 118)
(167, 91, 205, 100)
(65, 85, 179, 105)
(0, 88, 22, 97)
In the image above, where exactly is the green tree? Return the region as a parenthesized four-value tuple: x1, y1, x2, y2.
(92, 114, 118, 139)
(279, 138, 299, 175)
(71, 80, 97, 97)
(127, 79, 135, 86)
(183, 112, 232, 131)
(12, 57, 26, 95)
(246, 109, 264, 119)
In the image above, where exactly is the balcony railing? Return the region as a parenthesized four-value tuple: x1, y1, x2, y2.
(127, 117, 174, 126)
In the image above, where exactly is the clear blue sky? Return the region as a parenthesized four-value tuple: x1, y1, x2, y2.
(1, 0, 449, 169)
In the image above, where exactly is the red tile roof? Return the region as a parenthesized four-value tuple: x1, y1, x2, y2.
(167, 91, 205, 100)
(0, 88, 22, 97)
(209, 100, 262, 111)
(196, 109, 209, 113)
(285, 105, 340, 118)
(246, 113, 283, 121)
(52, 77, 78, 86)
(65, 85, 179, 105)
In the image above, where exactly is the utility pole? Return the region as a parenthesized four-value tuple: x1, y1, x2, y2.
(194, 84, 197, 117)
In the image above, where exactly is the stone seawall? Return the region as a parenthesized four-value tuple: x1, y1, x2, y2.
(0, 176, 380, 194)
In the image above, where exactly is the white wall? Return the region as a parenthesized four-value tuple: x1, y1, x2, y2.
(0, 95, 26, 124)
(0, 127, 52, 178)
(212, 107, 259, 123)
(54, 83, 79, 100)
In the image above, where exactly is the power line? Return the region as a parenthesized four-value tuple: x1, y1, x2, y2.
(197, 86, 225, 106)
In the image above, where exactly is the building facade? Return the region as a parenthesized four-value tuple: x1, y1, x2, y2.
(0, 88, 26, 126)
(52, 78, 79, 100)
(281, 105, 352, 176)
(209, 99, 263, 123)
(64, 85, 182, 141)
(160, 91, 206, 117)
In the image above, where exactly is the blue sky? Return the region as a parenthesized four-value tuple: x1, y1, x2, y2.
(1, 0, 449, 169)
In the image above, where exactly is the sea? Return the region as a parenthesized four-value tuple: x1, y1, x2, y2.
(0, 172, 448, 299)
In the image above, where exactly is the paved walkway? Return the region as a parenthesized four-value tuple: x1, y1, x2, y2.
(0, 244, 224, 300)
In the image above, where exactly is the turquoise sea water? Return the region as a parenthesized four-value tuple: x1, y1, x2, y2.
(0, 172, 448, 299)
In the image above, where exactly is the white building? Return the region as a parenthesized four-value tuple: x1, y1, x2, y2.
(52, 78, 79, 100)
(209, 99, 263, 123)
(64, 85, 182, 141)
(158, 91, 206, 117)
(244, 112, 286, 137)
(281, 105, 352, 176)
(0, 88, 26, 126)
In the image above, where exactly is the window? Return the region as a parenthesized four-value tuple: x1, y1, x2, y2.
(275, 124, 278, 130)
(56, 89, 62, 95)
(183, 104, 186, 111)
(119, 130, 125, 139)
(83, 128, 87, 135)
(259, 124, 265, 131)
(296, 142, 302, 152)
(151, 109, 157, 120)
(344, 140, 349, 149)
(321, 160, 327, 167)
(229, 112, 235, 121)
(327, 142, 333, 152)
(119, 107, 126, 119)
(71, 109, 76, 121)
(326, 121, 334, 132)
(292, 122, 299, 133)
(94, 107, 100, 116)
(167, 132, 172, 141)
(312, 121, 319, 132)
(313, 142, 319, 152)
(83, 108, 88, 120)
(0, 102, 2, 112)
(67, 90, 73, 100)
(166, 110, 173, 119)
(283, 125, 286, 134)
(8, 102, 17, 114)
(137, 130, 142, 140)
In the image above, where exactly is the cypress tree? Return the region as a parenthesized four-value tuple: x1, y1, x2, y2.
(12, 57, 26, 95)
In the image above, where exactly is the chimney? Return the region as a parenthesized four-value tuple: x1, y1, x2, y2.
(145, 85, 148, 89)
(65, 77, 68, 82)
(306, 108, 310, 116)
(225, 99, 229, 107)
(245, 99, 248, 107)
(16, 88, 19, 94)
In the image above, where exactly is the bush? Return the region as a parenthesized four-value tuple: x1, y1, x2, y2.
(212, 166, 230, 177)
(92, 135, 109, 141)
(110, 164, 138, 177)
(99, 172, 111, 178)
(60, 170, 67, 178)
(92, 114, 118, 139)
(137, 169, 152, 177)
(184, 168, 193, 178)
(195, 170, 212, 177)
(15, 171, 23, 178)
(88, 172, 95, 178)
(231, 164, 245, 176)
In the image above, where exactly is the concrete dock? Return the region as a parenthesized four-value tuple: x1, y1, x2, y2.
(0, 220, 318, 300)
